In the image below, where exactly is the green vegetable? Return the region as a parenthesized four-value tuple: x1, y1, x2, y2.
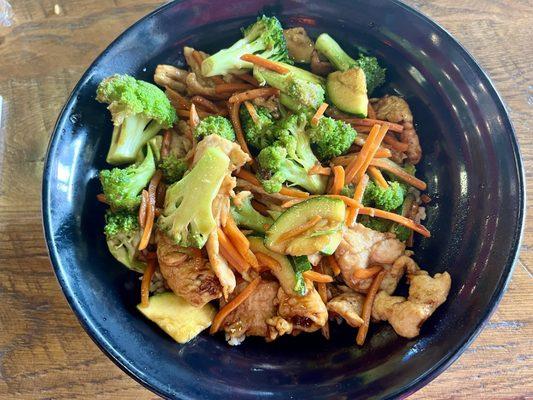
(290, 256, 312, 296)
(104, 210, 145, 272)
(315, 33, 386, 93)
(340, 183, 355, 198)
(359, 215, 392, 232)
(193, 115, 236, 141)
(256, 114, 327, 194)
(96, 74, 177, 165)
(99, 145, 156, 211)
(363, 180, 405, 212)
(158, 147, 230, 248)
(159, 154, 188, 184)
(230, 195, 273, 234)
(240, 106, 275, 150)
(308, 116, 357, 161)
(326, 68, 368, 117)
(201, 15, 291, 77)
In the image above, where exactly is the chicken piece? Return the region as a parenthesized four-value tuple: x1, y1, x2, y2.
(327, 292, 365, 328)
(372, 268, 451, 338)
(310, 49, 333, 76)
(266, 316, 294, 341)
(193, 135, 251, 171)
(335, 224, 405, 293)
(222, 280, 280, 341)
(283, 27, 314, 63)
(157, 233, 222, 307)
(186, 73, 218, 98)
(206, 230, 236, 300)
(154, 64, 188, 93)
(372, 95, 421, 164)
(277, 279, 328, 333)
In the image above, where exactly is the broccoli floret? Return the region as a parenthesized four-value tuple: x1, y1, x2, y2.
(256, 114, 327, 194)
(104, 210, 145, 272)
(158, 147, 230, 248)
(359, 215, 392, 232)
(391, 224, 411, 242)
(308, 117, 357, 160)
(193, 116, 235, 141)
(159, 154, 188, 184)
(240, 106, 275, 150)
(96, 74, 177, 165)
(100, 145, 156, 211)
(315, 34, 386, 93)
(363, 180, 405, 212)
(230, 195, 273, 234)
(253, 65, 325, 112)
(201, 15, 291, 77)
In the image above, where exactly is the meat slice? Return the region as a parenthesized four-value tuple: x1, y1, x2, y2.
(327, 292, 365, 328)
(335, 224, 405, 293)
(310, 49, 333, 76)
(157, 233, 222, 307)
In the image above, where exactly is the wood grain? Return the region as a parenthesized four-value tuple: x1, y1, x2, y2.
(0, 0, 531, 398)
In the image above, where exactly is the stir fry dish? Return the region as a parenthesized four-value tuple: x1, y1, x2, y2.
(96, 16, 451, 346)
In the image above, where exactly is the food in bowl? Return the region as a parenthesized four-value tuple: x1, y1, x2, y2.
(95, 15, 451, 346)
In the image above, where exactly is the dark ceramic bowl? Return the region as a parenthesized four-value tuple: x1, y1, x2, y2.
(42, 0, 525, 398)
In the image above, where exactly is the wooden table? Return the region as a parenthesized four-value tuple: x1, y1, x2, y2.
(0, 1, 531, 398)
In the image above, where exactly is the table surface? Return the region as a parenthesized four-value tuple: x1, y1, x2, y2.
(0, 0, 531, 398)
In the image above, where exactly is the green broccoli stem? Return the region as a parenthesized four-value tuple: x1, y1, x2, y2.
(279, 93, 313, 114)
(107, 114, 162, 165)
(201, 39, 265, 77)
(283, 159, 326, 194)
(315, 33, 355, 71)
(230, 198, 273, 234)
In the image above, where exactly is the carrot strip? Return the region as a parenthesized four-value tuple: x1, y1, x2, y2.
(140, 257, 157, 308)
(255, 252, 282, 272)
(210, 277, 262, 334)
(235, 169, 261, 186)
(309, 164, 332, 176)
(96, 193, 108, 204)
(244, 100, 259, 125)
(343, 117, 404, 133)
(244, 250, 260, 269)
(235, 73, 260, 86)
(356, 270, 386, 345)
(353, 124, 389, 183)
(358, 207, 431, 237)
(276, 215, 322, 243)
(215, 82, 255, 93)
(211, 76, 225, 85)
(325, 194, 360, 208)
(303, 270, 333, 283)
(330, 165, 345, 195)
(353, 265, 383, 279)
(328, 255, 341, 276)
(224, 214, 250, 259)
(191, 95, 223, 114)
(139, 189, 148, 228)
(311, 103, 329, 126)
(367, 103, 376, 119)
(139, 171, 162, 250)
(281, 198, 304, 208)
(176, 109, 212, 119)
(165, 87, 191, 110)
(240, 54, 290, 74)
(279, 186, 310, 198)
(217, 228, 250, 273)
(228, 87, 280, 104)
(345, 124, 381, 183)
(189, 104, 200, 130)
(347, 174, 369, 226)
(383, 133, 409, 152)
(229, 103, 253, 159)
(331, 149, 391, 167)
(368, 166, 389, 189)
(369, 158, 427, 190)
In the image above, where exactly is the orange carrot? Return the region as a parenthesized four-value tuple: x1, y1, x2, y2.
(345, 124, 381, 183)
(328, 255, 341, 276)
(353, 124, 389, 183)
(281, 198, 304, 208)
(347, 174, 369, 226)
(229, 103, 253, 159)
(356, 270, 386, 345)
(139, 171, 162, 250)
(240, 54, 290, 74)
(330, 165, 345, 195)
(279, 186, 310, 198)
(369, 158, 427, 190)
(276, 215, 322, 243)
(217, 228, 250, 273)
(303, 270, 333, 283)
(358, 207, 431, 237)
(255, 252, 282, 272)
(235, 169, 261, 186)
(211, 76, 225, 85)
(244, 100, 260, 125)
(353, 265, 383, 279)
(189, 104, 200, 130)
(176, 108, 212, 119)
(368, 166, 389, 189)
(228, 87, 280, 104)
(140, 257, 157, 308)
(165, 87, 191, 110)
(224, 214, 250, 259)
(309, 164, 332, 176)
(215, 82, 255, 93)
(139, 189, 148, 228)
(191, 95, 223, 114)
(343, 117, 404, 133)
(325, 194, 361, 208)
(210, 277, 262, 334)
(383, 133, 409, 152)
(367, 103, 376, 119)
(311, 103, 329, 126)
(244, 250, 260, 269)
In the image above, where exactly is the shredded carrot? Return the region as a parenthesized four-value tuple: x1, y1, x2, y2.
(215, 82, 255, 93)
(358, 207, 431, 237)
(96, 193, 108, 204)
(229, 103, 253, 160)
(217, 228, 250, 273)
(255, 252, 282, 272)
(330, 165, 345, 195)
(367, 103, 376, 119)
(325, 194, 360, 208)
(383, 133, 409, 152)
(375, 148, 392, 158)
(228, 87, 280, 104)
(328, 255, 341, 276)
(421, 194, 432, 204)
(240, 54, 290, 74)
(343, 117, 404, 133)
(331, 149, 391, 167)
(176, 108, 212, 119)
(235, 168, 261, 186)
(210, 277, 262, 334)
(235, 73, 260, 86)
(356, 270, 386, 345)
(276, 215, 322, 243)
(224, 214, 250, 259)
(369, 158, 427, 190)
(165, 87, 191, 110)
(279, 186, 310, 198)
(353, 265, 383, 279)
(211, 76, 225, 85)
(303, 270, 333, 283)
(347, 174, 369, 226)
(281, 198, 304, 208)
(244, 100, 260, 125)
(139, 171, 162, 250)
(353, 124, 389, 183)
(139, 189, 149, 229)
(311, 103, 329, 126)
(368, 166, 389, 189)
(189, 104, 200, 130)
(309, 164, 332, 176)
(244, 250, 260, 269)
(191, 95, 223, 114)
(140, 258, 157, 308)
(345, 124, 381, 183)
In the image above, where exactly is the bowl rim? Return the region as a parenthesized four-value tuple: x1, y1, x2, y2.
(42, 0, 526, 398)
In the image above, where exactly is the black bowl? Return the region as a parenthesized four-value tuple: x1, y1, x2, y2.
(42, 0, 525, 398)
